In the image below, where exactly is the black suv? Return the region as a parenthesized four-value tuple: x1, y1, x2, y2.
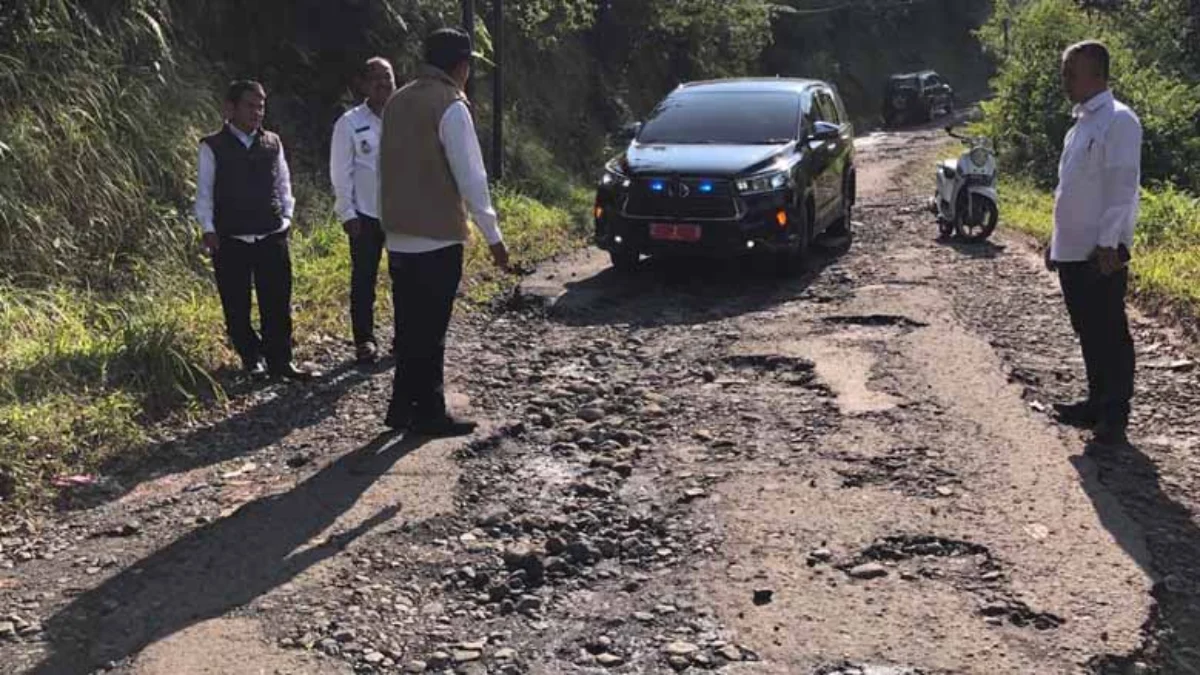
(593, 78, 856, 272)
(882, 71, 954, 127)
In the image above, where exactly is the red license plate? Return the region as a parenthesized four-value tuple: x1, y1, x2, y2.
(649, 223, 702, 242)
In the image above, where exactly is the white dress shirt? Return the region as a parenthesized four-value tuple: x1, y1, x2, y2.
(386, 101, 503, 253)
(1051, 90, 1142, 262)
(194, 124, 295, 242)
(330, 103, 383, 221)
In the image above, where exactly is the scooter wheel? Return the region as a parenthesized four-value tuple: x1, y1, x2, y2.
(955, 197, 998, 242)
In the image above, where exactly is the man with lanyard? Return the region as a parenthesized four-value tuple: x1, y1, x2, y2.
(330, 57, 396, 365)
(1047, 41, 1142, 447)
(195, 80, 313, 380)
(379, 28, 509, 436)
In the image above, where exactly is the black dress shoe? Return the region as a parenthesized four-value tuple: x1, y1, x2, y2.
(1053, 400, 1098, 429)
(411, 414, 477, 438)
(269, 363, 317, 381)
(383, 410, 410, 432)
(242, 358, 267, 377)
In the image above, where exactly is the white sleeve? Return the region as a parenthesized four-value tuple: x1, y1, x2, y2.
(276, 141, 296, 224)
(194, 142, 216, 234)
(438, 101, 502, 245)
(329, 116, 358, 223)
(1098, 113, 1142, 248)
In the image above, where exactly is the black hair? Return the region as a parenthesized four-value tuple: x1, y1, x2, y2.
(225, 80, 265, 104)
(1065, 40, 1111, 80)
(424, 28, 472, 73)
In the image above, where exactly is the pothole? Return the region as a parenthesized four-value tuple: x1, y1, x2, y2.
(982, 598, 1067, 630)
(834, 446, 959, 498)
(857, 534, 990, 562)
(723, 354, 820, 388)
(823, 314, 929, 329)
(816, 663, 929, 675)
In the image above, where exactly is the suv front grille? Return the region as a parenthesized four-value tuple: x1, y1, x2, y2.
(623, 177, 738, 220)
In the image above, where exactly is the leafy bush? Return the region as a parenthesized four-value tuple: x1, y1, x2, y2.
(978, 0, 1200, 190)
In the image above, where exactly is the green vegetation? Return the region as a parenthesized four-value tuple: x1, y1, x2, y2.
(0, 0, 994, 509)
(980, 0, 1200, 317)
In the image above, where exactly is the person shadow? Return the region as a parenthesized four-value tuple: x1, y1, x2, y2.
(61, 358, 392, 511)
(28, 431, 426, 675)
(1071, 440, 1200, 673)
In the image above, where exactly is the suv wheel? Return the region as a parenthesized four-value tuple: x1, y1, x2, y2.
(609, 247, 639, 272)
(827, 173, 854, 238)
(774, 205, 810, 277)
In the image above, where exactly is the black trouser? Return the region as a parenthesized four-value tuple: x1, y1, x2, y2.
(349, 213, 387, 347)
(212, 232, 293, 369)
(1058, 261, 1135, 428)
(386, 244, 464, 422)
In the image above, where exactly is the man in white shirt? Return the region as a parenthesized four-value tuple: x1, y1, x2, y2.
(195, 81, 312, 380)
(330, 57, 396, 364)
(379, 28, 509, 437)
(1047, 41, 1141, 446)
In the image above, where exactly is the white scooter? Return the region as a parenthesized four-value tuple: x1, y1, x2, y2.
(929, 126, 999, 242)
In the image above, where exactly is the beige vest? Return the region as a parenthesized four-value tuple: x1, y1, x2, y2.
(379, 66, 470, 240)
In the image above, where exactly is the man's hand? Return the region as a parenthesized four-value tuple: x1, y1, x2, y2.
(489, 241, 510, 271)
(1044, 246, 1057, 272)
(1094, 246, 1125, 276)
(342, 217, 362, 238)
(202, 232, 220, 257)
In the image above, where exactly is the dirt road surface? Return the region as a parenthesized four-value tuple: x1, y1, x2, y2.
(3, 127, 1200, 675)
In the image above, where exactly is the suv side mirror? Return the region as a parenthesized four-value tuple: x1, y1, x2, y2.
(616, 122, 642, 144)
(810, 121, 840, 141)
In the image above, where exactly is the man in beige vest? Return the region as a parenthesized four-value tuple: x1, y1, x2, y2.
(379, 27, 508, 436)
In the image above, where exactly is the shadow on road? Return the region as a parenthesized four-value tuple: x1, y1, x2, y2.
(60, 358, 391, 512)
(1071, 441, 1200, 673)
(30, 431, 424, 674)
(547, 237, 852, 329)
(937, 237, 1007, 260)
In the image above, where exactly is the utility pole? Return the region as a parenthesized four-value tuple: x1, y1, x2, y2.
(492, 0, 503, 181)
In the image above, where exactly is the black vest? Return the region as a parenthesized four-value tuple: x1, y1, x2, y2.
(202, 126, 284, 236)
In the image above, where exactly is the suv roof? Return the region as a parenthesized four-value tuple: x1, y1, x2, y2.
(674, 78, 827, 95)
(889, 70, 939, 80)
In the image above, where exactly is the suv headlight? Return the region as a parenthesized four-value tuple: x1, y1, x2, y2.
(736, 170, 790, 195)
(968, 147, 991, 167)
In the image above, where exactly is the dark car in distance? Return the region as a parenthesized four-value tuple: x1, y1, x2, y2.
(593, 78, 856, 273)
(882, 70, 954, 127)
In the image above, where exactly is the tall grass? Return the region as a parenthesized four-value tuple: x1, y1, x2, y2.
(1000, 176, 1200, 310)
(0, 1, 213, 287)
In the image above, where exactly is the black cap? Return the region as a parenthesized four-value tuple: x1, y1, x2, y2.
(424, 28, 473, 73)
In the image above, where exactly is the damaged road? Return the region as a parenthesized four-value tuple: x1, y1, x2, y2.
(2, 127, 1199, 674)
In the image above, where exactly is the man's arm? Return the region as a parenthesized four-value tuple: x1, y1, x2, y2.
(195, 142, 220, 254)
(439, 101, 503, 247)
(329, 115, 360, 229)
(276, 140, 297, 229)
(1097, 112, 1142, 251)
(195, 142, 216, 234)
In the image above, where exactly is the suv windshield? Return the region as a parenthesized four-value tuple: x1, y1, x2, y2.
(889, 76, 919, 91)
(637, 92, 801, 145)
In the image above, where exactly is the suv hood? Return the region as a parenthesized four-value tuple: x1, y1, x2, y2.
(625, 142, 793, 177)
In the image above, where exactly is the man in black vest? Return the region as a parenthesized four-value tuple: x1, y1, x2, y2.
(195, 80, 312, 380)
